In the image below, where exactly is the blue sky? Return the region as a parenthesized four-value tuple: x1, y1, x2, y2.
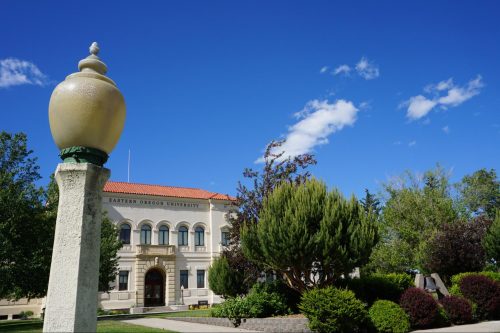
(1, 1, 499, 198)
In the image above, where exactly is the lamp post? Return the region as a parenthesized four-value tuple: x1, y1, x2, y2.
(43, 42, 126, 333)
(181, 285, 185, 305)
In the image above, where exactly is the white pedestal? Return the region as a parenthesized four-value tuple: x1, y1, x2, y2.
(43, 163, 110, 333)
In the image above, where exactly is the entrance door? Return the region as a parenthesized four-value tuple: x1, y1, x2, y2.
(144, 269, 165, 307)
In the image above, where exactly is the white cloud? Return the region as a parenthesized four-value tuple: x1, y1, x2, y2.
(333, 64, 351, 76)
(256, 99, 359, 162)
(355, 57, 380, 80)
(320, 66, 329, 74)
(405, 95, 438, 120)
(442, 126, 450, 134)
(408, 140, 417, 147)
(403, 75, 484, 121)
(0, 58, 49, 88)
(393, 141, 402, 145)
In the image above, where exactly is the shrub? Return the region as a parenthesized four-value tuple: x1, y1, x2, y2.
(19, 311, 34, 320)
(459, 274, 500, 320)
(439, 296, 473, 325)
(300, 287, 368, 333)
(211, 288, 289, 326)
(369, 300, 410, 333)
(450, 271, 500, 296)
(344, 273, 413, 305)
(250, 280, 301, 313)
(208, 256, 245, 298)
(399, 288, 439, 329)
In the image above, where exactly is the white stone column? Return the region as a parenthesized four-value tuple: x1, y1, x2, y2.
(43, 163, 110, 333)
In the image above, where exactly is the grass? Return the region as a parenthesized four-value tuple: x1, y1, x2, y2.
(157, 309, 211, 318)
(0, 320, 175, 332)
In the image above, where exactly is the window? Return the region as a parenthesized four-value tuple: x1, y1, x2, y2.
(221, 231, 230, 246)
(119, 271, 129, 291)
(140, 224, 152, 244)
(195, 226, 204, 246)
(119, 224, 131, 244)
(178, 226, 188, 246)
(180, 270, 188, 289)
(159, 225, 169, 245)
(197, 270, 205, 288)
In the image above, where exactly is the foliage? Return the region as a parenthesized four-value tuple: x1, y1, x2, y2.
(208, 256, 245, 298)
(439, 296, 473, 325)
(456, 168, 500, 220)
(459, 274, 500, 320)
(368, 300, 410, 333)
(224, 140, 316, 290)
(19, 311, 34, 320)
(399, 287, 440, 329)
(343, 273, 413, 305)
(299, 286, 369, 333)
(449, 271, 500, 296)
(250, 279, 302, 313)
(483, 210, 500, 266)
(211, 288, 289, 327)
(241, 179, 378, 292)
(0, 132, 53, 300)
(422, 217, 491, 283)
(99, 215, 122, 292)
(360, 189, 381, 216)
(367, 166, 456, 273)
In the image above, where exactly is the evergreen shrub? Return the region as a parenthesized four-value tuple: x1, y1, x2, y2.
(459, 274, 500, 320)
(399, 288, 439, 329)
(368, 300, 410, 333)
(439, 296, 473, 325)
(300, 287, 368, 333)
(344, 273, 413, 305)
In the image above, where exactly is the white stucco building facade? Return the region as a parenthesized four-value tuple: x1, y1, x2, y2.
(100, 181, 233, 310)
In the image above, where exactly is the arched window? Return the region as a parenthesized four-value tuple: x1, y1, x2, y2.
(159, 225, 169, 245)
(178, 226, 188, 246)
(195, 226, 204, 246)
(119, 224, 131, 245)
(140, 224, 152, 245)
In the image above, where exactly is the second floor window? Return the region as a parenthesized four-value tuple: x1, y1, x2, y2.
(195, 226, 204, 246)
(140, 224, 152, 244)
(178, 226, 188, 246)
(159, 225, 169, 245)
(119, 224, 131, 245)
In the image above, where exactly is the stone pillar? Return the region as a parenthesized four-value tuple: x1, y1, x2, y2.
(43, 163, 110, 332)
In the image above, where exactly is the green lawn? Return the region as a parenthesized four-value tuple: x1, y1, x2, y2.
(0, 320, 175, 332)
(157, 309, 211, 318)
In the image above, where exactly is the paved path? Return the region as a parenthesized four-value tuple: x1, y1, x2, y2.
(123, 318, 261, 332)
(413, 321, 500, 332)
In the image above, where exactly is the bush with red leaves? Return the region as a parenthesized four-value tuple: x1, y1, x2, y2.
(460, 274, 500, 320)
(440, 296, 473, 325)
(399, 288, 439, 329)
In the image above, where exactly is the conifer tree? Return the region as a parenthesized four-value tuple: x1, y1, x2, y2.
(241, 179, 378, 292)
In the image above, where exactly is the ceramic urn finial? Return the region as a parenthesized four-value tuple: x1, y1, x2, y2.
(48, 42, 126, 166)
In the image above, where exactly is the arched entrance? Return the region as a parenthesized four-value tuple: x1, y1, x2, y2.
(144, 268, 165, 307)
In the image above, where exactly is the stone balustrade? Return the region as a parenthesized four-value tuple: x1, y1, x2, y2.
(136, 245, 175, 256)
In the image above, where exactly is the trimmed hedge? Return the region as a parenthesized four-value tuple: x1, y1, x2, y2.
(343, 273, 413, 305)
(211, 289, 289, 326)
(369, 300, 410, 333)
(300, 287, 368, 333)
(439, 296, 473, 325)
(449, 271, 500, 296)
(399, 288, 440, 329)
(459, 274, 500, 320)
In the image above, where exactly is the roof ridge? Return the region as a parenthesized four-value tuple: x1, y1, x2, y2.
(106, 180, 203, 191)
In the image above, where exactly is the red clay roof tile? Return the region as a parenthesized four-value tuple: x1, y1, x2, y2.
(104, 181, 235, 201)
